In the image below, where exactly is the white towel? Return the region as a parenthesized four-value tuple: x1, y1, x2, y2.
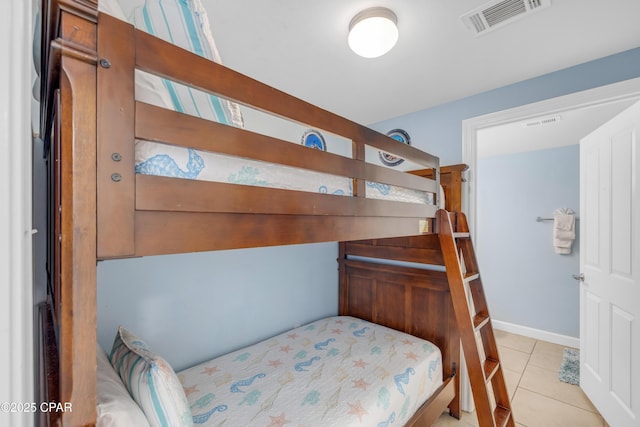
(553, 208, 575, 254)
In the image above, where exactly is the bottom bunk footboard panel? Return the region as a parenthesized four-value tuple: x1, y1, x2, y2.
(406, 376, 456, 427)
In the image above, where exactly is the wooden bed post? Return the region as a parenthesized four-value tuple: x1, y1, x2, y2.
(58, 40, 98, 427)
(96, 13, 136, 258)
(41, 0, 99, 425)
(411, 163, 469, 213)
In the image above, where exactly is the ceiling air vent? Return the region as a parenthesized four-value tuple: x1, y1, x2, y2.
(461, 0, 551, 36)
(523, 115, 562, 128)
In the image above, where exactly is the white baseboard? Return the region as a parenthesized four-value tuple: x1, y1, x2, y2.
(493, 320, 580, 349)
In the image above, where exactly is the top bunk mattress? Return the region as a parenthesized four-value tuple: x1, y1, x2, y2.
(135, 141, 436, 204)
(177, 316, 443, 426)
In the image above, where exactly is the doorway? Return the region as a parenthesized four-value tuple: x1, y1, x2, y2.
(462, 76, 640, 237)
(457, 76, 640, 412)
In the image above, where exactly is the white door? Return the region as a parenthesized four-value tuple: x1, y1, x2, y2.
(580, 100, 640, 426)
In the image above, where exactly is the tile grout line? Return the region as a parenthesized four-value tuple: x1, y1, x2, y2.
(526, 340, 602, 414)
(496, 333, 608, 426)
(518, 339, 606, 425)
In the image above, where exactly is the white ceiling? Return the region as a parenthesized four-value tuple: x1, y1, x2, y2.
(203, 0, 640, 126)
(477, 97, 638, 158)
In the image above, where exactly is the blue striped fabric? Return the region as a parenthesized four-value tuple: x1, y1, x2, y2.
(132, 0, 244, 127)
(110, 327, 193, 427)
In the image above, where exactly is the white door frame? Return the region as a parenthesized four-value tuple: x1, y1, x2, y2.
(461, 76, 640, 240)
(458, 77, 640, 413)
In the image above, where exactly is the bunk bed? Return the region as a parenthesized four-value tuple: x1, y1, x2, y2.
(38, 0, 469, 425)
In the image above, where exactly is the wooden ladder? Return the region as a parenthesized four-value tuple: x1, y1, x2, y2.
(437, 209, 515, 427)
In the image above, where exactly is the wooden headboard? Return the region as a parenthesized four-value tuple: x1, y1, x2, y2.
(411, 163, 468, 213)
(337, 214, 469, 421)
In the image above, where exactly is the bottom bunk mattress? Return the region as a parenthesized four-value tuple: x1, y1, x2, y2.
(177, 316, 443, 426)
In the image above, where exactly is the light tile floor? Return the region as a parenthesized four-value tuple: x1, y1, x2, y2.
(434, 330, 607, 427)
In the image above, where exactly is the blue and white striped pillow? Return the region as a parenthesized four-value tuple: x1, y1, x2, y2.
(132, 0, 244, 127)
(110, 326, 193, 427)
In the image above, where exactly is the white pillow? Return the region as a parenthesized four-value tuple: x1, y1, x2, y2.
(97, 0, 127, 20)
(132, 0, 244, 127)
(97, 0, 174, 110)
(97, 344, 151, 427)
(110, 327, 193, 427)
(135, 70, 175, 110)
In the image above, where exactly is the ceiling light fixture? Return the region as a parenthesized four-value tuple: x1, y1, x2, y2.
(348, 7, 398, 58)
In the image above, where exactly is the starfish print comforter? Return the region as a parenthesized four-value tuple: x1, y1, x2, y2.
(177, 316, 443, 426)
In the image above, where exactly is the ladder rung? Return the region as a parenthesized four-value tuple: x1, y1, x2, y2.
(464, 272, 479, 282)
(453, 232, 470, 239)
(473, 312, 490, 331)
(483, 358, 500, 382)
(494, 405, 512, 427)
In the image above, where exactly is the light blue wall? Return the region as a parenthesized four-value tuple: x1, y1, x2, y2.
(477, 146, 580, 337)
(371, 48, 640, 165)
(97, 243, 338, 371)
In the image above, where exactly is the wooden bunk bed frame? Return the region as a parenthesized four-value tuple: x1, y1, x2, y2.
(38, 1, 471, 425)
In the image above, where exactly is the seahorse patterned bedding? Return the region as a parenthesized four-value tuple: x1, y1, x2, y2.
(135, 142, 434, 203)
(177, 316, 443, 426)
(125, 0, 434, 205)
